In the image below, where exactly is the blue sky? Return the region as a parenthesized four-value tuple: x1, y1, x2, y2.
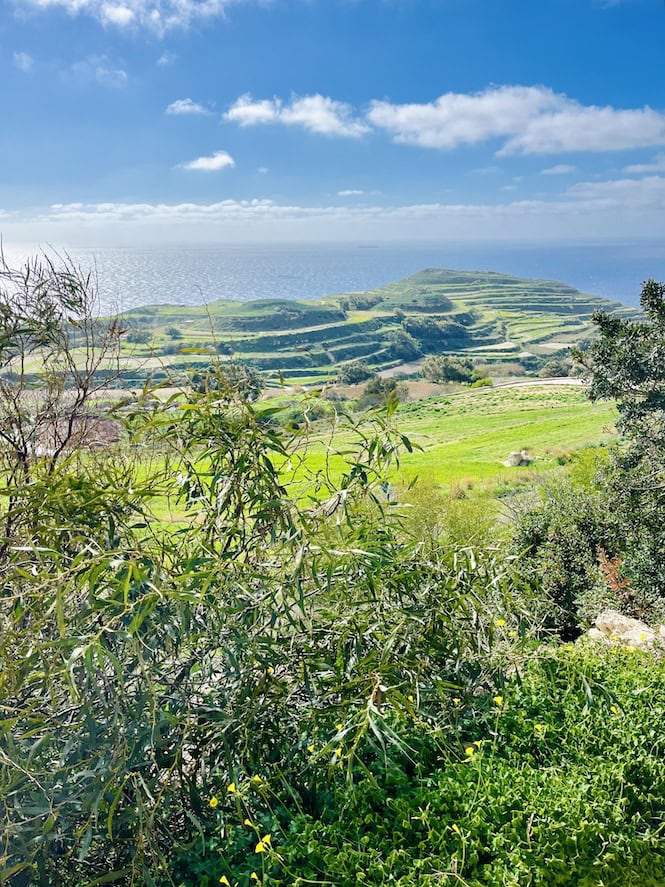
(2, 0, 665, 244)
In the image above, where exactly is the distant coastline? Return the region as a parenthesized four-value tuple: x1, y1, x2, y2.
(2, 240, 663, 312)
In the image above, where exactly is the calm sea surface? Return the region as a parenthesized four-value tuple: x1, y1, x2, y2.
(4, 241, 665, 311)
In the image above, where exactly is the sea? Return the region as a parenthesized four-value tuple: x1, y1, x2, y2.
(3, 240, 665, 312)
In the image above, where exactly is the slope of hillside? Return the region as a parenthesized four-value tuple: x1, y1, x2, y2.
(118, 268, 639, 385)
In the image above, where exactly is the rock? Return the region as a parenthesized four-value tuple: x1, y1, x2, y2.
(621, 628, 656, 648)
(596, 610, 649, 637)
(587, 609, 663, 650)
(503, 449, 531, 467)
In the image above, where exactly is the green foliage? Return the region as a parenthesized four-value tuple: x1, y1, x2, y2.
(0, 354, 533, 885)
(190, 361, 265, 401)
(232, 644, 665, 887)
(165, 326, 183, 339)
(382, 329, 422, 362)
(420, 355, 475, 384)
(402, 317, 467, 352)
(357, 377, 408, 410)
(512, 480, 622, 636)
(336, 360, 376, 385)
(125, 326, 152, 344)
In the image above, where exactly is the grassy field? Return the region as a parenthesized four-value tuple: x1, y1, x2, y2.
(299, 383, 616, 488)
(146, 383, 616, 525)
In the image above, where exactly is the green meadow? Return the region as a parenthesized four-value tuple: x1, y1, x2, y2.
(293, 383, 616, 488)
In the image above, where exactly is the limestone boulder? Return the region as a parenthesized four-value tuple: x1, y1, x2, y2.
(587, 609, 663, 650)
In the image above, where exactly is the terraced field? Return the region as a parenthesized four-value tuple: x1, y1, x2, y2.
(114, 268, 639, 386)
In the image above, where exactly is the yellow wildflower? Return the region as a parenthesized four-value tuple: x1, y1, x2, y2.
(495, 618, 506, 627)
(227, 783, 236, 794)
(335, 747, 343, 759)
(473, 740, 482, 748)
(267, 666, 274, 675)
(250, 775, 262, 786)
(408, 694, 414, 702)
(307, 744, 315, 753)
(250, 875, 260, 883)
(336, 723, 343, 731)
(452, 824, 461, 835)
(255, 841, 266, 854)
(219, 877, 230, 886)
(493, 695, 504, 707)
(209, 797, 219, 809)
(610, 705, 619, 714)
(508, 630, 517, 639)
(534, 723, 544, 733)
(244, 819, 253, 827)
(465, 746, 475, 757)
(452, 697, 461, 706)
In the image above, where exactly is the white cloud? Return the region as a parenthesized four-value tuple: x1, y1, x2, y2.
(225, 93, 370, 138)
(623, 153, 665, 174)
(367, 85, 665, 155)
(13, 51, 33, 72)
(100, 3, 134, 25)
(181, 150, 235, 171)
(367, 86, 559, 150)
(541, 164, 577, 175)
(257, 166, 269, 174)
(501, 103, 665, 155)
(166, 98, 210, 115)
(11, 0, 256, 34)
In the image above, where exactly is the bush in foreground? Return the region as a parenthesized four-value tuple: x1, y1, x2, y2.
(195, 644, 665, 887)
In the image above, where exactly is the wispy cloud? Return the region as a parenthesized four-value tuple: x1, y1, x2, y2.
(65, 55, 128, 88)
(166, 98, 211, 115)
(13, 51, 33, 72)
(11, 0, 261, 34)
(181, 150, 235, 171)
(226, 93, 371, 138)
(541, 164, 577, 175)
(7, 176, 665, 243)
(157, 51, 177, 66)
(337, 189, 381, 197)
(623, 153, 665, 174)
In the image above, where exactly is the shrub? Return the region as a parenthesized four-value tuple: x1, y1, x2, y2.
(420, 355, 475, 383)
(125, 326, 152, 344)
(357, 377, 408, 409)
(337, 360, 375, 385)
(512, 479, 622, 637)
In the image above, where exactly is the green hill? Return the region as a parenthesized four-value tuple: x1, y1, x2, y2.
(118, 268, 639, 385)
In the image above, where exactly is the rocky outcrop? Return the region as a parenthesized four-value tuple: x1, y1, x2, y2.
(503, 449, 531, 467)
(587, 610, 665, 649)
